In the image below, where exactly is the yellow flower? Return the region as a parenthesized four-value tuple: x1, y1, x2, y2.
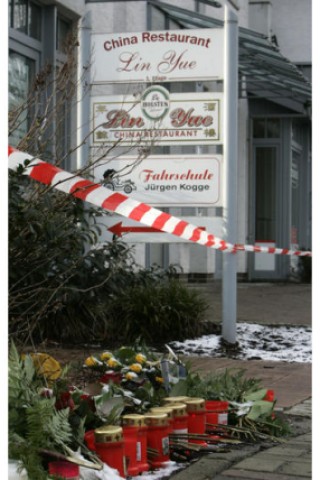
(107, 358, 120, 368)
(155, 376, 164, 383)
(84, 356, 99, 367)
(24, 353, 62, 382)
(100, 351, 113, 361)
(125, 371, 138, 380)
(135, 353, 147, 364)
(130, 363, 142, 373)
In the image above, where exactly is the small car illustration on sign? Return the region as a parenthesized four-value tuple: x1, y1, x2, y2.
(102, 169, 137, 194)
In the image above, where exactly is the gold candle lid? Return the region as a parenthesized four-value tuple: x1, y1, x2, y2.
(144, 413, 168, 426)
(150, 407, 174, 419)
(185, 398, 206, 412)
(163, 396, 189, 404)
(121, 414, 146, 427)
(94, 425, 123, 443)
(163, 402, 187, 416)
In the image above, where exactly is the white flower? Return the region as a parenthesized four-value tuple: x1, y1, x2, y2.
(229, 401, 254, 416)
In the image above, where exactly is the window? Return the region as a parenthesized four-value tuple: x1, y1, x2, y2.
(28, 1, 41, 40)
(292, 120, 303, 144)
(9, 50, 35, 145)
(266, 118, 280, 138)
(9, 2, 77, 159)
(253, 118, 265, 138)
(9, 0, 42, 40)
(11, 0, 27, 34)
(56, 17, 71, 53)
(253, 118, 280, 139)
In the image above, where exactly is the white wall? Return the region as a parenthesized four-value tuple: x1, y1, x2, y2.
(89, 1, 147, 34)
(248, 0, 272, 37)
(271, 0, 311, 63)
(55, 0, 86, 18)
(248, 0, 311, 64)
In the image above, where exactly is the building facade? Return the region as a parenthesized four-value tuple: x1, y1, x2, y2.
(8, 0, 86, 166)
(9, 0, 312, 281)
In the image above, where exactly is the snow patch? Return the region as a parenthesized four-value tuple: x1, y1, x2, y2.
(170, 323, 311, 363)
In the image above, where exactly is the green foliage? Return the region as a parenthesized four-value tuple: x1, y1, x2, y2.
(106, 279, 207, 345)
(172, 366, 291, 440)
(8, 342, 74, 480)
(181, 368, 263, 402)
(245, 400, 273, 420)
(9, 167, 110, 343)
(9, 167, 208, 345)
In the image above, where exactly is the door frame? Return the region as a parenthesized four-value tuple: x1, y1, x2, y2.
(248, 134, 290, 280)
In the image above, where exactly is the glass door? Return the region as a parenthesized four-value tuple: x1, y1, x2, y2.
(249, 145, 280, 279)
(255, 146, 277, 244)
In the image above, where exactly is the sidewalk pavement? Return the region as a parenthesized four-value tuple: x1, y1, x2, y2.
(170, 283, 312, 480)
(170, 356, 312, 480)
(188, 282, 311, 326)
(185, 357, 311, 409)
(171, 398, 312, 480)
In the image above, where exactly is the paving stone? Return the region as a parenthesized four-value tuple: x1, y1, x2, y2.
(206, 445, 260, 463)
(277, 461, 312, 477)
(230, 454, 284, 472)
(217, 469, 311, 480)
(286, 417, 312, 436)
(262, 445, 310, 457)
(288, 433, 312, 443)
(286, 399, 312, 417)
(254, 453, 310, 464)
(169, 458, 230, 480)
(299, 453, 312, 462)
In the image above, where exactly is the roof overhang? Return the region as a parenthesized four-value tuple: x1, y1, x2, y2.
(148, 0, 311, 115)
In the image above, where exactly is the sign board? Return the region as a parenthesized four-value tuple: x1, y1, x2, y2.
(92, 87, 223, 146)
(97, 216, 224, 244)
(93, 154, 223, 207)
(91, 28, 224, 84)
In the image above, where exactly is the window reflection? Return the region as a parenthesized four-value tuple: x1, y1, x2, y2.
(57, 17, 70, 53)
(29, 1, 41, 40)
(9, 51, 35, 145)
(266, 118, 280, 138)
(10, 0, 42, 40)
(13, 0, 27, 35)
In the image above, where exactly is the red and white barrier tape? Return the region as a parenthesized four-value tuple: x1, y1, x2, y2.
(8, 147, 312, 257)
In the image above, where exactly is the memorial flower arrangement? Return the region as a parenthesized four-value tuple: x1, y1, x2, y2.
(8, 341, 181, 479)
(82, 344, 169, 413)
(9, 340, 290, 479)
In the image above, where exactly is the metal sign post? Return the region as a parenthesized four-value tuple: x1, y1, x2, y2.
(222, 4, 238, 344)
(77, 11, 92, 170)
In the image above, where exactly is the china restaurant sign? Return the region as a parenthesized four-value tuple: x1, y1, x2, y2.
(92, 86, 223, 146)
(91, 28, 224, 83)
(93, 155, 222, 207)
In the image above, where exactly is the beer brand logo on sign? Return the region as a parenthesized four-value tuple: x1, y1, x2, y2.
(140, 86, 170, 121)
(92, 89, 223, 146)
